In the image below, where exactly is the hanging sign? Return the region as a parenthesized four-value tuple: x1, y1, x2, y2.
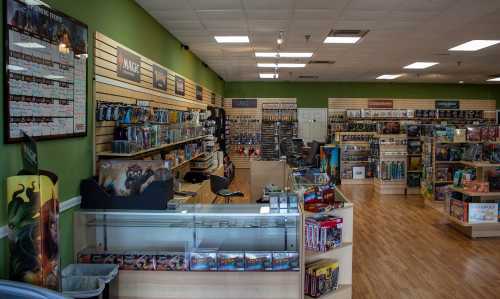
(368, 100, 393, 109)
(175, 75, 185, 96)
(152, 64, 167, 91)
(232, 99, 257, 108)
(117, 47, 141, 82)
(435, 100, 460, 109)
(196, 85, 203, 101)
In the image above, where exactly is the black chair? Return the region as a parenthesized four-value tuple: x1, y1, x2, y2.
(210, 175, 244, 204)
(301, 140, 321, 168)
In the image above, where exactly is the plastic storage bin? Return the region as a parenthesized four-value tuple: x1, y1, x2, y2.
(62, 276, 105, 299)
(62, 264, 119, 284)
(0, 280, 68, 299)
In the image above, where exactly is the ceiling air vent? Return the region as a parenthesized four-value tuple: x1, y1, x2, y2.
(308, 60, 335, 64)
(298, 75, 319, 79)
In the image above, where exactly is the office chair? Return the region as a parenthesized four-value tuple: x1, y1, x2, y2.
(210, 175, 244, 204)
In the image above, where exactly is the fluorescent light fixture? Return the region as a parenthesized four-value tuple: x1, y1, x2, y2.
(7, 65, 26, 71)
(459, 81, 464, 84)
(14, 42, 45, 49)
(214, 36, 249, 43)
(449, 40, 500, 51)
(76, 53, 88, 59)
(487, 77, 500, 82)
(44, 75, 65, 80)
(259, 73, 279, 79)
(404, 62, 439, 69)
(255, 52, 313, 58)
(279, 52, 313, 58)
(324, 36, 361, 44)
(376, 74, 403, 80)
(257, 63, 277, 68)
(257, 63, 305, 68)
(255, 52, 278, 58)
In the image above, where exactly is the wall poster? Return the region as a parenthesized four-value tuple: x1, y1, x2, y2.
(5, 0, 88, 143)
(116, 47, 141, 82)
(175, 75, 185, 96)
(196, 85, 203, 101)
(152, 64, 167, 91)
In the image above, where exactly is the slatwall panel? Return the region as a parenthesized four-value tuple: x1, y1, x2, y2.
(94, 32, 223, 163)
(328, 98, 496, 111)
(224, 98, 296, 169)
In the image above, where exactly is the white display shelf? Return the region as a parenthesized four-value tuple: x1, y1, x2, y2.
(305, 284, 352, 299)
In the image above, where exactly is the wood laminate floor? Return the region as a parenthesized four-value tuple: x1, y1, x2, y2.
(231, 170, 500, 298)
(340, 184, 500, 299)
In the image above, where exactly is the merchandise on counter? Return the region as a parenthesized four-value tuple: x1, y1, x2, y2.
(271, 252, 291, 271)
(450, 199, 468, 222)
(305, 214, 343, 252)
(217, 252, 245, 271)
(190, 251, 217, 271)
(155, 252, 188, 271)
(305, 260, 340, 298)
(244, 252, 272, 271)
(122, 253, 156, 271)
(468, 203, 498, 223)
(463, 180, 489, 193)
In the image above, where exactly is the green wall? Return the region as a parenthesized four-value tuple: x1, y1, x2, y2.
(0, 0, 224, 279)
(225, 81, 500, 108)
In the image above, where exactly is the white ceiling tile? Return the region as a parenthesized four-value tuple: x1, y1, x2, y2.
(150, 10, 198, 21)
(188, 0, 243, 10)
(137, 0, 189, 10)
(246, 9, 290, 20)
(159, 20, 205, 31)
(295, 0, 351, 10)
(196, 9, 245, 21)
(243, 0, 293, 10)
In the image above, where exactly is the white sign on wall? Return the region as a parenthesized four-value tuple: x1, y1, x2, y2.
(298, 108, 328, 143)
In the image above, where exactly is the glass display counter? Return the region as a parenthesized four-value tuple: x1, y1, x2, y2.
(74, 204, 303, 299)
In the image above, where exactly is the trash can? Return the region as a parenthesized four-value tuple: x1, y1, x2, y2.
(61, 276, 105, 299)
(62, 264, 119, 299)
(0, 279, 69, 299)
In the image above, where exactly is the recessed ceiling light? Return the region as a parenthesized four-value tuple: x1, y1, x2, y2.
(14, 42, 45, 49)
(487, 77, 500, 82)
(255, 52, 313, 58)
(404, 62, 439, 69)
(214, 36, 249, 43)
(449, 40, 500, 51)
(279, 52, 313, 58)
(257, 63, 306, 68)
(459, 81, 464, 84)
(324, 36, 361, 44)
(259, 73, 279, 79)
(376, 74, 403, 80)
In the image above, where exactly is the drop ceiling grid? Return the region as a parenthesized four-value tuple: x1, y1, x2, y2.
(136, 0, 500, 83)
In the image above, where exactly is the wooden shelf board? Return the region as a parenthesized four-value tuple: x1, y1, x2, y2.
(305, 243, 353, 259)
(171, 152, 206, 170)
(97, 135, 209, 157)
(435, 180, 453, 184)
(341, 178, 373, 185)
(407, 170, 422, 173)
(305, 284, 352, 299)
(448, 185, 500, 197)
(459, 160, 500, 168)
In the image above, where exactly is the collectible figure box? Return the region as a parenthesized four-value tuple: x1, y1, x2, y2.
(245, 252, 272, 271)
(190, 251, 217, 271)
(305, 260, 340, 298)
(468, 203, 498, 223)
(217, 252, 245, 271)
(272, 252, 291, 271)
(156, 252, 188, 271)
(122, 253, 156, 270)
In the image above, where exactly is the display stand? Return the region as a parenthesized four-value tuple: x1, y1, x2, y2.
(74, 205, 303, 299)
(289, 172, 353, 299)
(373, 134, 407, 195)
(446, 162, 500, 238)
(337, 132, 375, 185)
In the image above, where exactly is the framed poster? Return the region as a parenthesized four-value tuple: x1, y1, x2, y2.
(116, 47, 141, 82)
(175, 75, 185, 96)
(196, 85, 203, 101)
(436, 100, 459, 110)
(152, 64, 167, 91)
(5, 0, 88, 143)
(232, 98, 257, 108)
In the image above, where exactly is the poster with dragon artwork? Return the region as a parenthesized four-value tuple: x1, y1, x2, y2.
(7, 174, 60, 290)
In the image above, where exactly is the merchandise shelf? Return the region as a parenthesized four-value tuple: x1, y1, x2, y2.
(305, 284, 352, 299)
(96, 135, 210, 157)
(448, 185, 500, 197)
